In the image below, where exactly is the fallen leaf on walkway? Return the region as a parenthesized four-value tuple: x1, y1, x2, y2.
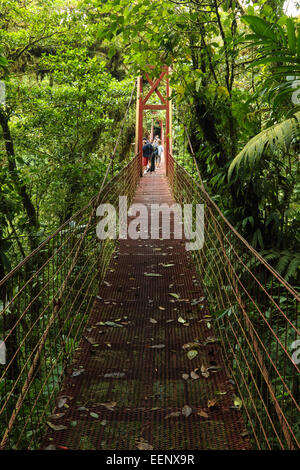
(169, 293, 180, 299)
(183, 322, 190, 327)
(187, 350, 198, 360)
(90, 412, 99, 419)
(99, 401, 117, 411)
(85, 336, 97, 345)
(150, 318, 158, 324)
(197, 410, 209, 419)
(71, 368, 84, 377)
(204, 336, 220, 345)
(149, 344, 165, 349)
(49, 412, 66, 419)
(159, 306, 165, 310)
(144, 272, 162, 277)
(104, 281, 112, 287)
(234, 396, 243, 410)
(215, 390, 227, 396)
(178, 316, 186, 324)
(201, 365, 210, 378)
(206, 322, 211, 329)
(190, 297, 205, 306)
(207, 399, 218, 408)
(165, 411, 181, 419)
(47, 422, 68, 431)
(166, 319, 174, 323)
(207, 365, 222, 372)
(153, 248, 162, 251)
(161, 263, 175, 268)
(57, 397, 68, 408)
(70, 421, 77, 427)
(104, 372, 125, 378)
(182, 342, 200, 350)
(182, 373, 189, 380)
(182, 405, 192, 417)
(104, 321, 123, 328)
(136, 438, 153, 450)
(78, 406, 89, 411)
(191, 370, 200, 380)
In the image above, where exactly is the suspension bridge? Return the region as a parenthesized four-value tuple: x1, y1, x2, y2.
(0, 70, 299, 451)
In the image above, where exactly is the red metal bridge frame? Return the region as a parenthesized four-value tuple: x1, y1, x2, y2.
(136, 66, 172, 176)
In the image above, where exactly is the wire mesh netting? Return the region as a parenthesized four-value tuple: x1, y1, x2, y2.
(168, 154, 300, 450)
(0, 155, 140, 449)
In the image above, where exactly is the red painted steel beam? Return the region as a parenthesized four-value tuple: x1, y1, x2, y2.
(138, 76, 144, 175)
(145, 73, 166, 104)
(165, 69, 170, 176)
(142, 71, 166, 105)
(144, 104, 167, 110)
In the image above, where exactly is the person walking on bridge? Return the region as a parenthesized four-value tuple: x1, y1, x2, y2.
(142, 138, 154, 174)
(156, 139, 163, 168)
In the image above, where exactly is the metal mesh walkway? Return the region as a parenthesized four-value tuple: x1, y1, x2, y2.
(42, 165, 250, 450)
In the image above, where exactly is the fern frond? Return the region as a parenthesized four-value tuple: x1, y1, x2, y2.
(259, 250, 300, 282)
(285, 255, 300, 281)
(228, 111, 300, 179)
(275, 254, 291, 275)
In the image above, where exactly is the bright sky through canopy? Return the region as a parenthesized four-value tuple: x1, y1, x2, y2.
(285, 0, 299, 16)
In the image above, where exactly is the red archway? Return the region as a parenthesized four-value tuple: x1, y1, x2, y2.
(136, 66, 172, 176)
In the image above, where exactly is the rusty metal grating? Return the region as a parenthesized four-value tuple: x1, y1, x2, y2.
(41, 165, 250, 450)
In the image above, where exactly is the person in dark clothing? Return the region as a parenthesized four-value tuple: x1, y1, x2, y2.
(142, 139, 154, 174)
(149, 145, 156, 172)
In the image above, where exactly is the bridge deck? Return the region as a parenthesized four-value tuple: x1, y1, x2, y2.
(43, 164, 250, 450)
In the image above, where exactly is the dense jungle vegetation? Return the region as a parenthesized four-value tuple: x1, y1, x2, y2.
(0, 0, 299, 285)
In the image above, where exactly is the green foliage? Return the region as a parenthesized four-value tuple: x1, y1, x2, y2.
(0, 0, 299, 450)
(228, 111, 300, 177)
(0, 0, 136, 269)
(241, 15, 300, 108)
(262, 250, 300, 282)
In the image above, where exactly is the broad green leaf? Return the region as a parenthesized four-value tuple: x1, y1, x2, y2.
(286, 18, 296, 54)
(234, 396, 243, 409)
